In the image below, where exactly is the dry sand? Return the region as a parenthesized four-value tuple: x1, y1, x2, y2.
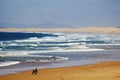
(0, 61, 120, 80)
(0, 27, 120, 33)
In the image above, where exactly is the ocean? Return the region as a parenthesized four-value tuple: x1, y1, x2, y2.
(0, 32, 120, 75)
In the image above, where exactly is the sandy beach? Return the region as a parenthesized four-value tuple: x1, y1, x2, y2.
(0, 27, 120, 80)
(0, 0, 120, 79)
(0, 61, 120, 80)
(0, 27, 120, 33)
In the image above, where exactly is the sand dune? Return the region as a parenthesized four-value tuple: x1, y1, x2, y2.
(0, 27, 120, 33)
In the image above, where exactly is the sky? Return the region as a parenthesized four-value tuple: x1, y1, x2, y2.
(0, 0, 120, 27)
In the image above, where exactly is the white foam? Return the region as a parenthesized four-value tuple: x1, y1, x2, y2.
(90, 44, 120, 46)
(0, 51, 29, 57)
(0, 61, 20, 67)
(2, 33, 120, 47)
(55, 56, 69, 61)
(24, 56, 69, 62)
(0, 45, 104, 57)
(27, 48, 104, 53)
(1, 33, 119, 56)
(0, 48, 2, 50)
(8, 43, 18, 46)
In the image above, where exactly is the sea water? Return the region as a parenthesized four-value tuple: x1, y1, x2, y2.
(0, 32, 120, 75)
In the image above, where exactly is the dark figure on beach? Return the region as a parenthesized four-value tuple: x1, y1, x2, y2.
(32, 68, 38, 75)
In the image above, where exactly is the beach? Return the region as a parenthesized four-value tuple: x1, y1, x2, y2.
(0, 27, 120, 79)
(0, 27, 120, 33)
(1, 0, 120, 79)
(0, 61, 120, 80)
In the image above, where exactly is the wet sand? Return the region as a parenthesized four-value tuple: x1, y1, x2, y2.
(0, 27, 120, 33)
(0, 61, 120, 80)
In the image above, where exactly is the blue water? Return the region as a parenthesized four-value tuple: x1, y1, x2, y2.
(0, 32, 120, 75)
(0, 32, 57, 41)
(0, 32, 120, 51)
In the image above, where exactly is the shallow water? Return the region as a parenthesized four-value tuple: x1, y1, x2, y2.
(0, 50, 120, 75)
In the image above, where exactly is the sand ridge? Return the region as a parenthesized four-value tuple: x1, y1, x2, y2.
(0, 27, 120, 33)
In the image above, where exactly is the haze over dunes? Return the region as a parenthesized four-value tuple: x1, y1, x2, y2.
(0, 27, 120, 34)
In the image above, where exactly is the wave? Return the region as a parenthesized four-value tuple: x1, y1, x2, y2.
(0, 32, 120, 68)
(0, 51, 28, 57)
(0, 47, 104, 58)
(0, 56, 68, 67)
(0, 32, 120, 51)
(0, 61, 20, 67)
(0, 32, 58, 41)
(0, 52, 69, 67)
(2, 32, 120, 43)
(88, 44, 120, 50)
(25, 56, 69, 62)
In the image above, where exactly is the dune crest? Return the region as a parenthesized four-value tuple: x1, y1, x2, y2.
(0, 27, 120, 33)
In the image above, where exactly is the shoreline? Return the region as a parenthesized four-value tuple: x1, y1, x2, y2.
(0, 27, 120, 33)
(0, 61, 120, 80)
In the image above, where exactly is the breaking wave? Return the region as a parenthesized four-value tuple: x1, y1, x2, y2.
(0, 32, 120, 51)
(0, 61, 20, 67)
(0, 32, 120, 67)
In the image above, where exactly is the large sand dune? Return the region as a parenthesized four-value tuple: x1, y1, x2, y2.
(0, 27, 120, 33)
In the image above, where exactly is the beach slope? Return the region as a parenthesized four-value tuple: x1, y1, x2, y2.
(0, 61, 120, 80)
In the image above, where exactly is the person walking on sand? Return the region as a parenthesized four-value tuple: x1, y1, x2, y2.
(32, 68, 38, 75)
(34, 68, 38, 75)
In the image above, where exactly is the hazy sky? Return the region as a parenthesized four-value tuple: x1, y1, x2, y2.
(0, 0, 120, 27)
